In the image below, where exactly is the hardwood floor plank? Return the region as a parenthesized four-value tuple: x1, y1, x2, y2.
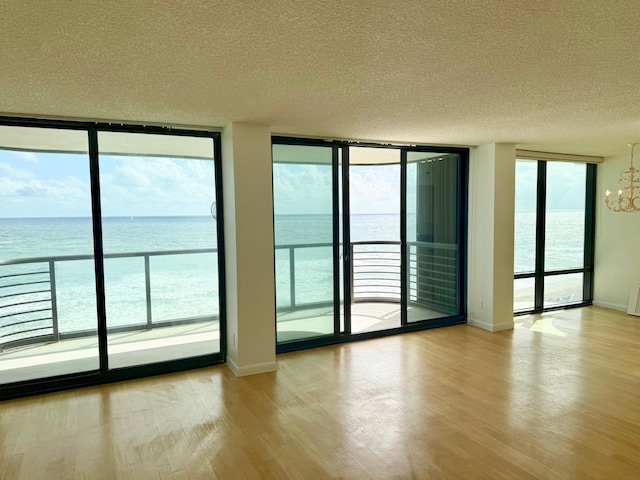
(2, 306, 640, 478)
(1, 453, 23, 480)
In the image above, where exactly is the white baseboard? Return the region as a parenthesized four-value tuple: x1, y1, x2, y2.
(468, 317, 514, 332)
(227, 358, 277, 377)
(592, 300, 627, 312)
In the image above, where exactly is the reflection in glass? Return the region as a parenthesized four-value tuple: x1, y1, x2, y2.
(99, 132, 220, 369)
(406, 152, 460, 323)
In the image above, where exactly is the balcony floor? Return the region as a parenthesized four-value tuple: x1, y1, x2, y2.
(276, 301, 446, 342)
(0, 321, 221, 385)
(1, 302, 449, 386)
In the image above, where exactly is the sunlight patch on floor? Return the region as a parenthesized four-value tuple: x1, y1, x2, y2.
(515, 316, 567, 337)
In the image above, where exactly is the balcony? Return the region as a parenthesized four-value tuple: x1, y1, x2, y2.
(0, 248, 221, 384)
(275, 240, 458, 341)
(1, 240, 458, 384)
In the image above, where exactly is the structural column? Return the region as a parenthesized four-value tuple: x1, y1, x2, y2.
(467, 143, 516, 331)
(222, 123, 277, 375)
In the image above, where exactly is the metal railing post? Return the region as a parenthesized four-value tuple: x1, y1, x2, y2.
(289, 247, 296, 308)
(144, 255, 152, 329)
(49, 261, 60, 342)
(349, 244, 354, 302)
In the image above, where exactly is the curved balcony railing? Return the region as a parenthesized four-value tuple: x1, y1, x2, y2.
(275, 240, 458, 313)
(350, 241, 402, 302)
(0, 248, 218, 352)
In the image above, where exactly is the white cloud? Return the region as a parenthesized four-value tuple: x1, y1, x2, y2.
(12, 151, 40, 164)
(349, 165, 400, 214)
(273, 164, 333, 215)
(0, 175, 91, 217)
(99, 156, 216, 216)
(0, 162, 35, 180)
(273, 164, 406, 215)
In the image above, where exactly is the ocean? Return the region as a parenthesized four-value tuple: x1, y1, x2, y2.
(1, 212, 584, 338)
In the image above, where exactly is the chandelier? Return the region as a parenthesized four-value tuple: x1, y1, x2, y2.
(605, 143, 640, 212)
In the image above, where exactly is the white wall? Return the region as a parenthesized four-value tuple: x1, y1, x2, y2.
(594, 153, 640, 311)
(468, 143, 516, 331)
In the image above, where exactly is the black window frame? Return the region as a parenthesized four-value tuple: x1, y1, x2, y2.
(0, 116, 226, 400)
(514, 159, 597, 314)
(271, 136, 469, 353)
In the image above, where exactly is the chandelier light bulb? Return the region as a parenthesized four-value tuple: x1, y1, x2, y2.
(605, 144, 640, 212)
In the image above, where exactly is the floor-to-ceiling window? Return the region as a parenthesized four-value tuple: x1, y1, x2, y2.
(0, 126, 99, 385)
(514, 158, 596, 313)
(272, 137, 467, 352)
(272, 143, 335, 343)
(0, 118, 225, 399)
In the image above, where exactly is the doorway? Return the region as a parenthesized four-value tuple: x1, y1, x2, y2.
(272, 138, 467, 352)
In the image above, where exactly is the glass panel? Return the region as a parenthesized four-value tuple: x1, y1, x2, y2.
(514, 160, 538, 274)
(98, 132, 220, 369)
(544, 273, 584, 308)
(0, 126, 99, 384)
(273, 144, 334, 342)
(545, 162, 586, 271)
(350, 147, 401, 333)
(406, 151, 460, 322)
(514, 278, 535, 311)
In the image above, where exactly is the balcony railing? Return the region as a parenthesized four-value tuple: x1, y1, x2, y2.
(275, 240, 458, 313)
(1, 240, 458, 352)
(0, 248, 218, 351)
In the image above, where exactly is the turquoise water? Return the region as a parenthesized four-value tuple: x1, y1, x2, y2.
(1, 212, 583, 338)
(514, 210, 585, 272)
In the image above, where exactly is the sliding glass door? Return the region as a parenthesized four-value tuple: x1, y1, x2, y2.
(406, 151, 462, 323)
(98, 132, 222, 369)
(0, 126, 99, 385)
(272, 143, 335, 343)
(348, 146, 402, 334)
(0, 119, 224, 400)
(272, 137, 467, 352)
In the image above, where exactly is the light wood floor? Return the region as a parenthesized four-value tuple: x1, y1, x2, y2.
(2, 306, 640, 479)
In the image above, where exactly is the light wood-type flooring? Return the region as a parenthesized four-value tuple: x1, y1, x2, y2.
(2, 306, 640, 479)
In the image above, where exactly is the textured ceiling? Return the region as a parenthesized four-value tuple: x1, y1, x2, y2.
(1, 1, 640, 157)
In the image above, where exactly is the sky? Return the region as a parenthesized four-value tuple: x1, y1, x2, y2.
(515, 160, 587, 212)
(0, 149, 216, 217)
(0, 148, 410, 218)
(272, 163, 413, 215)
(0, 148, 588, 218)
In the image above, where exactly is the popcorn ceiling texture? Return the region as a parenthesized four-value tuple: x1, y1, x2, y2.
(1, 0, 639, 156)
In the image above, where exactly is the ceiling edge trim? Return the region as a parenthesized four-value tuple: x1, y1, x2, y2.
(271, 131, 477, 149)
(516, 149, 603, 164)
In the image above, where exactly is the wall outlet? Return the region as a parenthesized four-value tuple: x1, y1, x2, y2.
(232, 333, 236, 346)
(477, 299, 484, 309)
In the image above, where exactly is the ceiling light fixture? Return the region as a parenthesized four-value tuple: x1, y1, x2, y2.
(605, 144, 640, 212)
